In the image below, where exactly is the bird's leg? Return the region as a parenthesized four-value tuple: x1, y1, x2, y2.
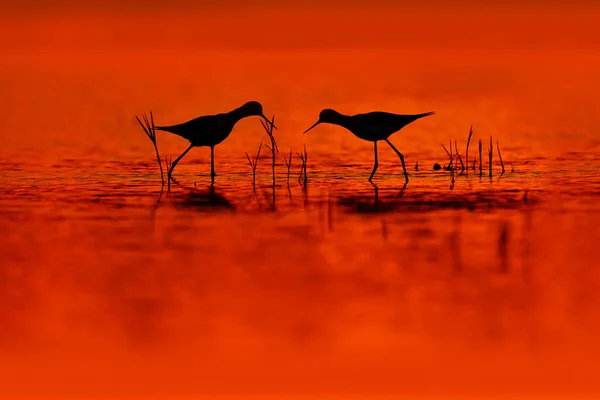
(369, 141, 379, 182)
(385, 139, 409, 183)
(168, 143, 194, 180)
(210, 146, 216, 184)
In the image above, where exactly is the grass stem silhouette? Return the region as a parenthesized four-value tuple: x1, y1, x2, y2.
(441, 142, 456, 188)
(479, 139, 483, 177)
(297, 145, 308, 188)
(465, 125, 473, 176)
(245, 143, 262, 190)
(441, 143, 453, 170)
(488, 135, 493, 178)
(497, 141, 506, 174)
(455, 139, 465, 173)
(283, 149, 292, 184)
(261, 115, 278, 187)
(135, 110, 164, 186)
(164, 156, 172, 190)
(303, 145, 308, 187)
(449, 140, 454, 170)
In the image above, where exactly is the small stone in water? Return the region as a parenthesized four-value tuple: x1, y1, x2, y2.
(433, 163, 441, 171)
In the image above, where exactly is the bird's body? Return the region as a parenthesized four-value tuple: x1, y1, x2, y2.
(304, 109, 435, 183)
(157, 109, 245, 147)
(155, 101, 274, 184)
(333, 111, 435, 142)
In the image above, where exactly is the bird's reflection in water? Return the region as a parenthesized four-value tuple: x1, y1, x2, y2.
(167, 179, 234, 211)
(176, 189, 234, 211)
(337, 183, 406, 214)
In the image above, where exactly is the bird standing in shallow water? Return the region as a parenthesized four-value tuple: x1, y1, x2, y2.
(156, 101, 276, 184)
(303, 109, 435, 183)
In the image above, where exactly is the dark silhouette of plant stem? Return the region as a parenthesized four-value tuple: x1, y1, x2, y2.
(261, 115, 278, 187)
(455, 139, 465, 172)
(488, 135, 493, 178)
(441, 142, 456, 188)
(451, 142, 456, 188)
(449, 140, 453, 170)
(297, 145, 308, 188)
(135, 110, 164, 186)
(245, 143, 262, 191)
(165, 156, 172, 172)
(497, 140, 506, 174)
(164, 156, 172, 191)
(441, 143, 453, 170)
(465, 125, 473, 176)
(479, 140, 483, 176)
(303, 145, 308, 188)
(283, 149, 292, 185)
(297, 154, 304, 183)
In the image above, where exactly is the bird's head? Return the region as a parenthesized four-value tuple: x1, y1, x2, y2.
(303, 109, 342, 134)
(241, 101, 277, 129)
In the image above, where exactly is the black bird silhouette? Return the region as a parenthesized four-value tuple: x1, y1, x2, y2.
(304, 109, 435, 183)
(156, 101, 276, 184)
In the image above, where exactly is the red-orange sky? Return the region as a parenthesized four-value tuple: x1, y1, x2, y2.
(2, 1, 600, 160)
(2, 2, 600, 53)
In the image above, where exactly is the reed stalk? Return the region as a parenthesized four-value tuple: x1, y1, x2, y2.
(245, 143, 262, 190)
(488, 135, 493, 178)
(441, 143, 453, 170)
(283, 149, 293, 185)
(135, 110, 164, 186)
(260, 115, 278, 187)
(455, 139, 465, 172)
(465, 125, 473, 176)
(497, 140, 506, 174)
(297, 145, 308, 187)
(478, 140, 483, 176)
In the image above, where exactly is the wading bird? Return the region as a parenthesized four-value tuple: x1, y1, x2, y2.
(156, 101, 276, 184)
(304, 109, 435, 183)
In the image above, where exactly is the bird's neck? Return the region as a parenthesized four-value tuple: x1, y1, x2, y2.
(226, 106, 252, 125)
(326, 113, 351, 129)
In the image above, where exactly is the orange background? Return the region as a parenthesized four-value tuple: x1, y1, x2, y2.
(3, 2, 600, 51)
(1, 3, 600, 400)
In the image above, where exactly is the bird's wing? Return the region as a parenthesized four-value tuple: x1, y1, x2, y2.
(156, 115, 221, 138)
(353, 111, 434, 129)
(353, 112, 399, 125)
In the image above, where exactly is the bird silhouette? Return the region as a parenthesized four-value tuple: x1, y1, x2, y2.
(156, 101, 276, 184)
(304, 109, 434, 183)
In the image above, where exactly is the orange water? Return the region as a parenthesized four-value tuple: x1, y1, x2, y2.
(2, 7, 600, 400)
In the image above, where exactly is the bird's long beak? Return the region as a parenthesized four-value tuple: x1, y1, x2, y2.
(261, 114, 277, 130)
(303, 120, 321, 134)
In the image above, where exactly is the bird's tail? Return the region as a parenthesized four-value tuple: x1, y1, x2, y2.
(416, 111, 435, 119)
